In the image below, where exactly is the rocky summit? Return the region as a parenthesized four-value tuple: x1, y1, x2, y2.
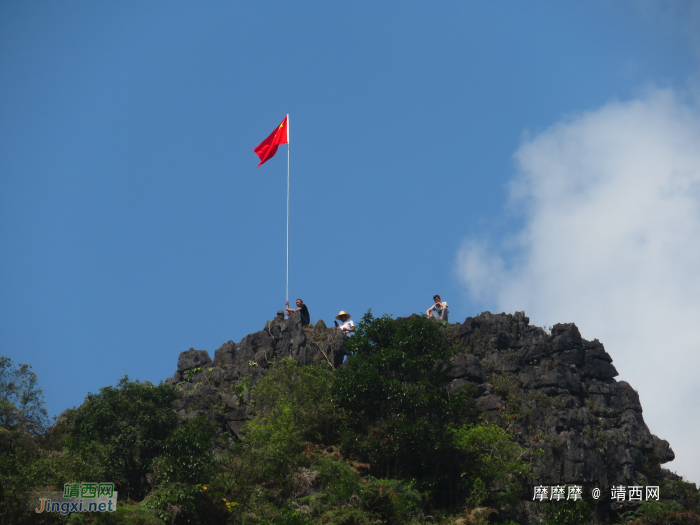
(165, 309, 680, 519)
(448, 312, 676, 492)
(166, 311, 346, 439)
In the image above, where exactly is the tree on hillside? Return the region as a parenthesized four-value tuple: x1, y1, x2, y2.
(333, 312, 533, 513)
(0, 356, 49, 435)
(64, 377, 182, 499)
(333, 312, 483, 507)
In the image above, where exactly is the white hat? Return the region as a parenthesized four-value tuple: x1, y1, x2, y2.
(335, 311, 351, 320)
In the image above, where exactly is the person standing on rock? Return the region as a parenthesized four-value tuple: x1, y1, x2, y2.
(285, 298, 310, 326)
(335, 311, 355, 336)
(426, 295, 449, 321)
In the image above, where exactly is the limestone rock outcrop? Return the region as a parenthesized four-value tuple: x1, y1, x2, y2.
(165, 311, 345, 438)
(165, 309, 676, 497)
(445, 311, 675, 492)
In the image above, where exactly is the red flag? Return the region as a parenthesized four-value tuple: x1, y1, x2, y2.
(254, 115, 289, 167)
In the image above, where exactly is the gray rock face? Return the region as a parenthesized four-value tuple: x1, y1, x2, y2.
(166, 313, 346, 441)
(177, 348, 212, 371)
(164, 309, 680, 522)
(445, 311, 676, 499)
(447, 353, 485, 381)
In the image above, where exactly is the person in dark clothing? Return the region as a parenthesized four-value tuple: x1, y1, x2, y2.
(285, 298, 310, 325)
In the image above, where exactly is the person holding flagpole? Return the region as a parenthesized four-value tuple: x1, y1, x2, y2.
(285, 299, 310, 326)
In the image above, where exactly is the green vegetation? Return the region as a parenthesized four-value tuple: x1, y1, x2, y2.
(335, 312, 497, 509)
(612, 480, 700, 525)
(0, 357, 51, 522)
(0, 356, 49, 435)
(66, 378, 181, 499)
(2, 313, 700, 524)
(543, 499, 592, 525)
(0, 377, 226, 524)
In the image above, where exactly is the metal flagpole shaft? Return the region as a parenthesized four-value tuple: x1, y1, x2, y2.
(286, 126, 290, 306)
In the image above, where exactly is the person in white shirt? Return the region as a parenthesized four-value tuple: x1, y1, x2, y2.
(335, 311, 355, 336)
(426, 295, 449, 321)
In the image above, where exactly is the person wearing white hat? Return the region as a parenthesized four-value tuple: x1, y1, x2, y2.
(335, 311, 355, 336)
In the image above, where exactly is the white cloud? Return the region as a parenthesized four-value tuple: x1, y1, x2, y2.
(457, 89, 700, 484)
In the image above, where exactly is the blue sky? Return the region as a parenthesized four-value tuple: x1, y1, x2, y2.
(2, 2, 700, 482)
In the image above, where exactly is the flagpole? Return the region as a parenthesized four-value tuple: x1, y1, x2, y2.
(286, 115, 290, 306)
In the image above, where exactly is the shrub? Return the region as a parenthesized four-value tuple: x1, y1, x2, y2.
(451, 422, 530, 509)
(543, 498, 592, 525)
(151, 416, 218, 485)
(0, 356, 49, 435)
(243, 359, 340, 487)
(251, 358, 343, 446)
(210, 360, 343, 510)
(65, 506, 166, 524)
(0, 358, 52, 524)
(333, 312, 480, 507)
(27, 439, 110, 488)
(64, 377, 179, 499)
(140, 483, 228, 525)
(302, 454, 422, 524)
(613, 499, 700, 525)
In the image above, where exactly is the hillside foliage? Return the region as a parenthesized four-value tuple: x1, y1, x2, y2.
(1, 314, 699, 524)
